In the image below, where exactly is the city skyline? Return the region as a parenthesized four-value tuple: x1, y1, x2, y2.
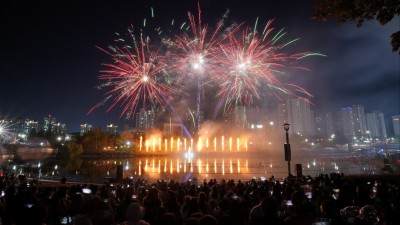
(2, 101, 397, 139)
(1, 0, 399, 132)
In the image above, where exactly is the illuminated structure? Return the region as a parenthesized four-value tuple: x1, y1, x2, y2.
(279, 97, 315, 137)
(80, 123, 93, 136)
(43, 114, 56, 133)
(51, 123, 67, 134)
(339, 105, 368, 140)
(283, 123, 291, 177)
(352, 105, 368, 139)
(339, 107, 355, 138)
(365, 111, 387, 140)
(23, 119, 39, 134)
(136, 108, 155, 131)
(106, 124, 118, 134)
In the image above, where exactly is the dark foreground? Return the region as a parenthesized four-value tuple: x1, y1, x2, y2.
(0, 173, 399, 225)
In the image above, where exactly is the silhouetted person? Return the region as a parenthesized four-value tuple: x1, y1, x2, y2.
(61, 175, 67, 184)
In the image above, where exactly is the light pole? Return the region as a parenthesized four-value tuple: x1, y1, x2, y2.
(38, 162, 41, 179)
(54, 164, 58, 175)
(283, 123, 291, 177)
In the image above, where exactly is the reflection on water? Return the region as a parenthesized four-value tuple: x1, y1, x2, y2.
(82, 151, 382, 182)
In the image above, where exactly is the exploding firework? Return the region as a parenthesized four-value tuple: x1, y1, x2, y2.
(0, 120, 14, 141)
(212, 19, 324, 113)
(164, 3, 238, 130)
(92, 4, 324, 124)
(165, 6, 233, 76)
(89, 27, 178, 119)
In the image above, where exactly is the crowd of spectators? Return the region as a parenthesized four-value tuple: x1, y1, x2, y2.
(0, 172, 399, 225)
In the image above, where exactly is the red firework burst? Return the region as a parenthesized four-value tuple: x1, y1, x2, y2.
(89, 35, 177, 119)
(212, 19, 321, 112)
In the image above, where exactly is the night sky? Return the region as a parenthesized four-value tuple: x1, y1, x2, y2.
(1, 0, 399, 132)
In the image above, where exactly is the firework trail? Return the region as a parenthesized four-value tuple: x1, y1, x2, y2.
(212, 18, 325, 115)
(89, 27, 178, 120)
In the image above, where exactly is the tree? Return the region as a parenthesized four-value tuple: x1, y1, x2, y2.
(81, 127, 103, 152)
(64, 141, 83, 173)
(313, 0, 400, 54)
(80, 128, 121, 152)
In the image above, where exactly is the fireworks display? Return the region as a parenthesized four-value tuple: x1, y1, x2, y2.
(0, 120, 13, 141)
(89, 28, 178, 119)
(91, 4, 324, 122)
(213, 19, 324, 112)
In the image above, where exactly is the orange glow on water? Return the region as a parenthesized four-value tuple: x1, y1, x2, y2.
(139, 136, 143, 152)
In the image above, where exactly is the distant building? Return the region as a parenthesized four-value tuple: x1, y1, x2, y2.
(23, 119, 39, 134)
(339, 107, 355, 138)
(52, 123, 67, 134)
(285, 97, 315, 136)
(43, 114, 56, 133)
(352, 105, 368, 139)
(136, 108, 155, 131)
(338, 105, 369, 140)
(365, 111, 387, 140)
(80, 123, 93, 136)
(106, 124, 118, 134)
(392, 115, 400, 137)
(315, 112, 335, 138)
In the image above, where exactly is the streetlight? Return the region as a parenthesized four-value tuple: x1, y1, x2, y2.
(38, 162, 41, 179)
(283, 123, 291, 177)
(126, 141, 131, 150)
(54, 164, 58, 175)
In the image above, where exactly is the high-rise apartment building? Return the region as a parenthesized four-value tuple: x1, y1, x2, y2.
(365, 111, 387, 140)
(106, 124, 118, 134)
(285, 98, 315, 136)
(136, 108, 155, 130)
(324, 112, 335, 137)
(392, 115, 400, 136)
(52, 123, 67, 134)
(338, 105, 369, 140)
(315, 112, 334, 138)
(339, 107, 355, 137)
(80, 123, 93, 136)
(43, 114, 56, 133)
(23, 119, 39, 134)
(352, 105, 368, 138)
